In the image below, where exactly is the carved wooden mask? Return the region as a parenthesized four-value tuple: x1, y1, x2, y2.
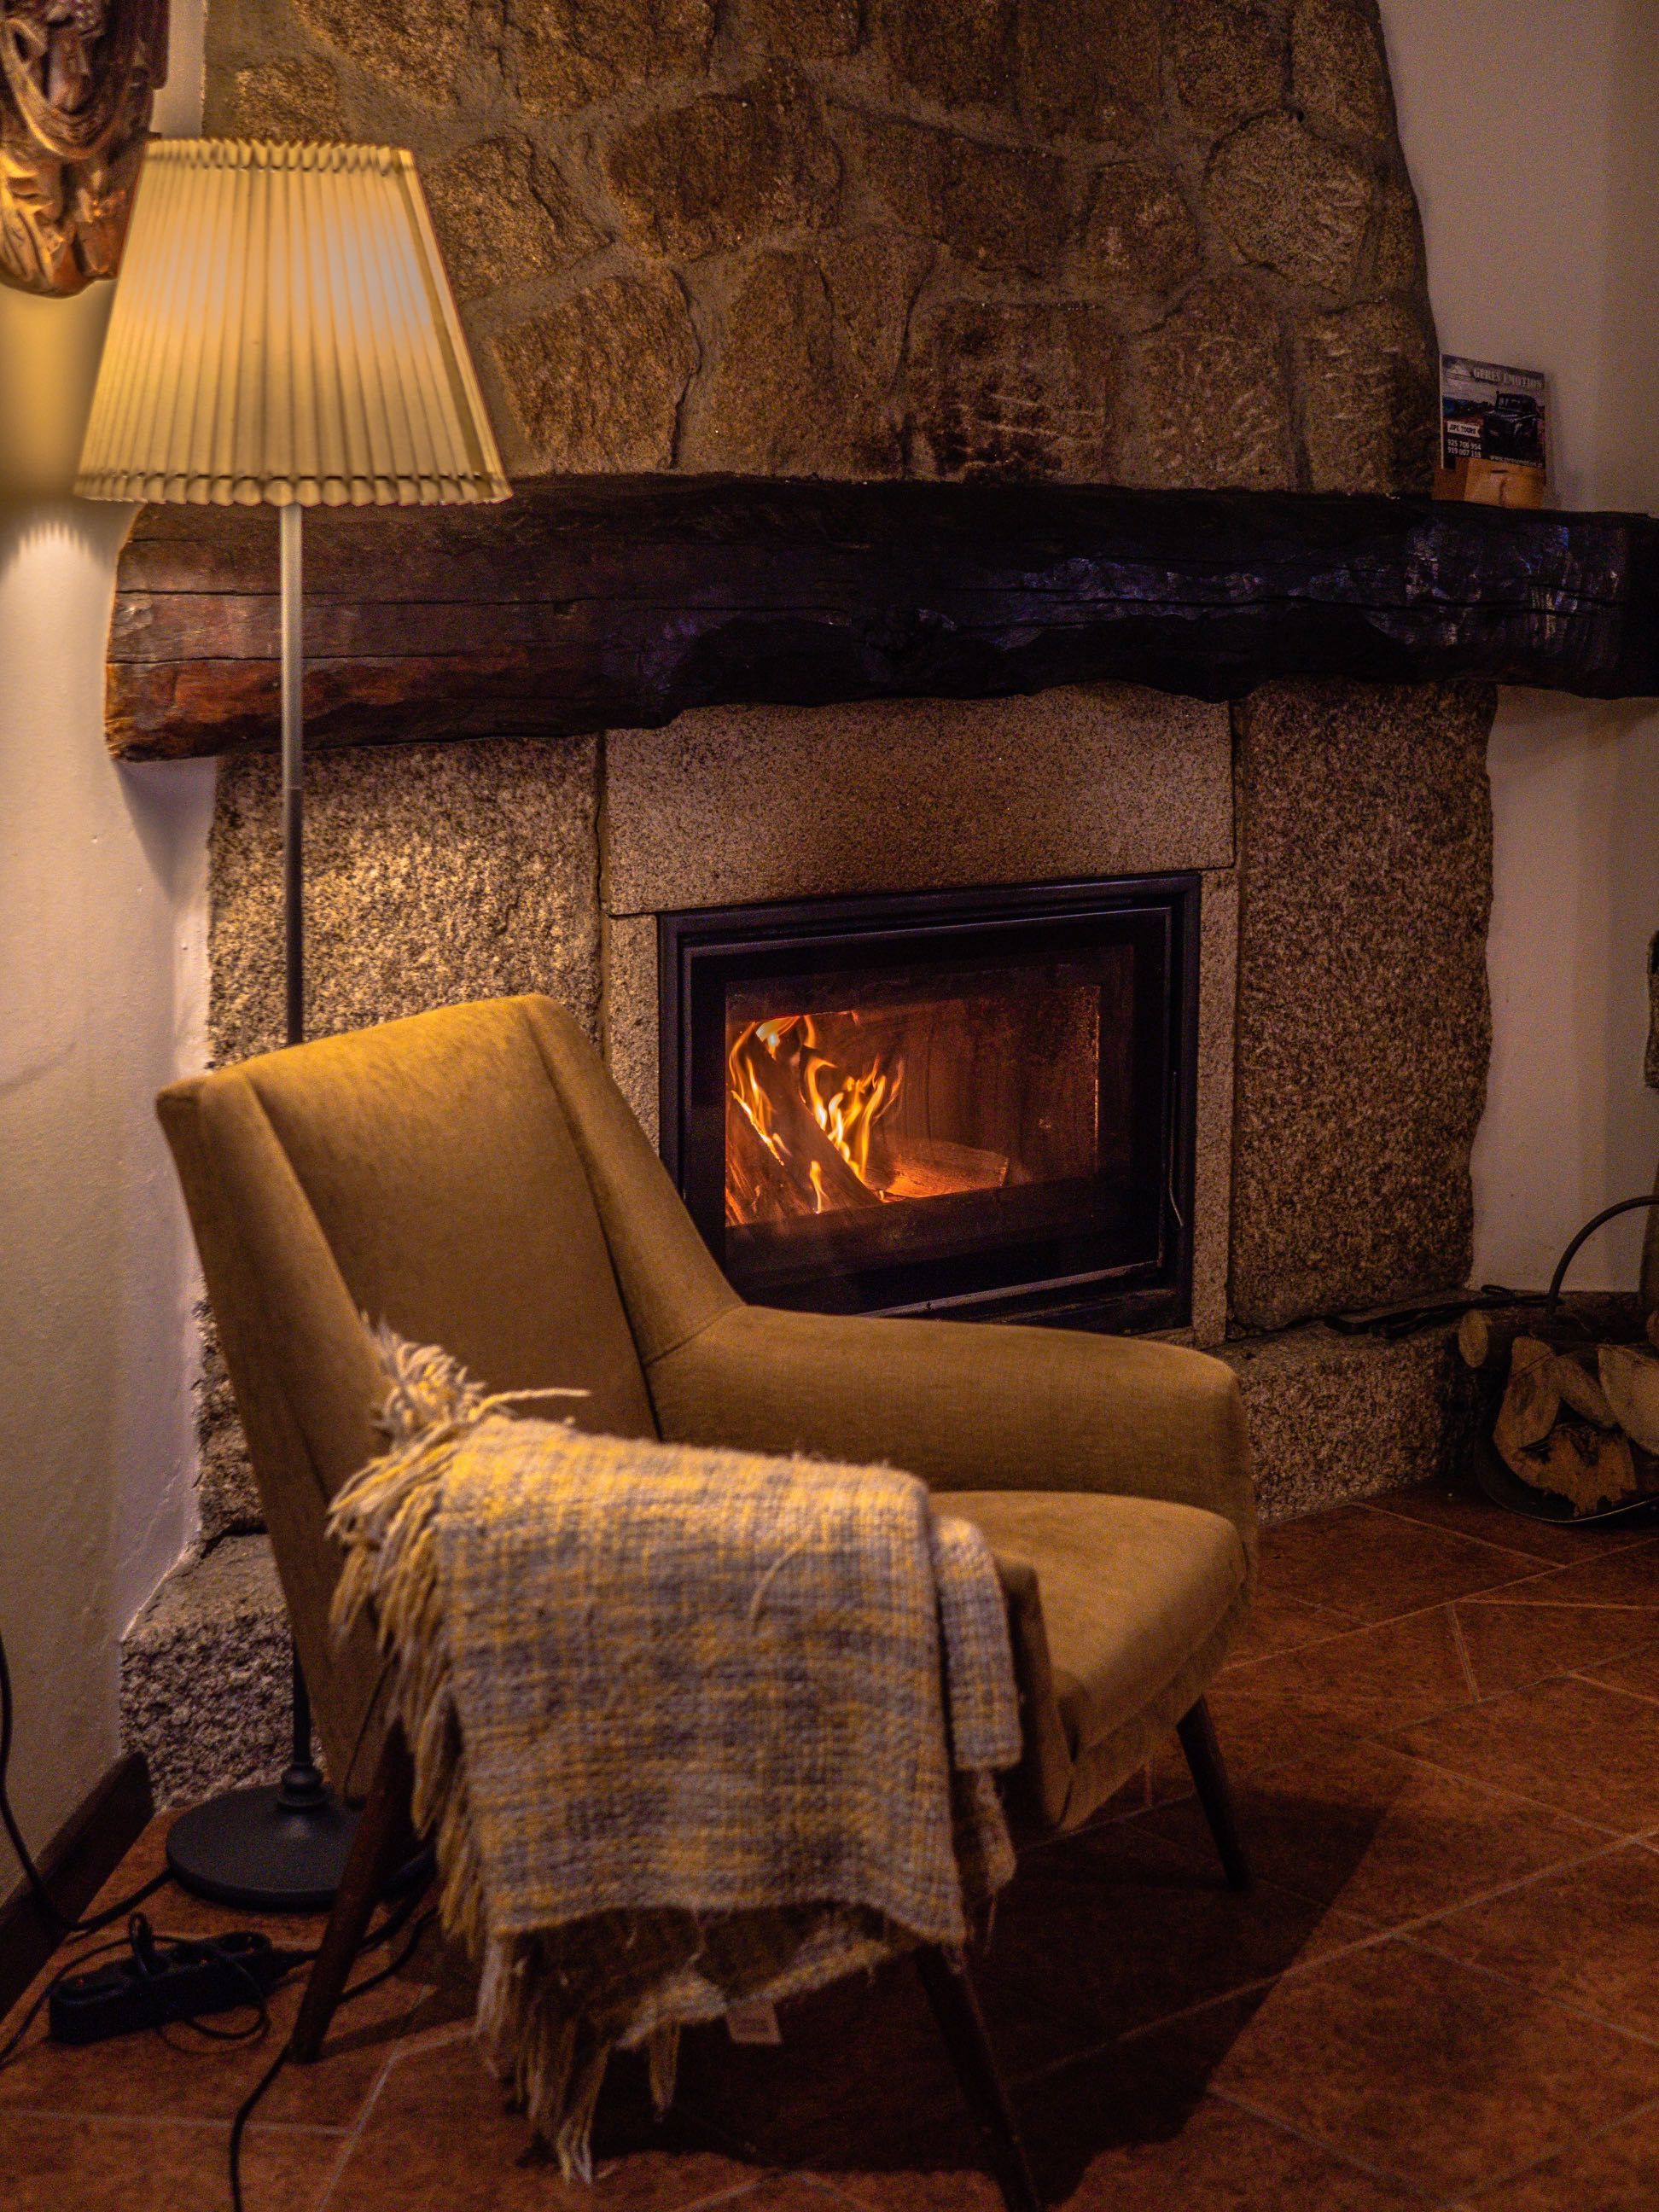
(1, 0, 168, 294)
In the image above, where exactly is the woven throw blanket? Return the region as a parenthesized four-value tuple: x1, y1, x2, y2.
(328, 1330, 1021, 2177)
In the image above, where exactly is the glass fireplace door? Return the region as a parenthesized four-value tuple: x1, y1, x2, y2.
(661, 877, 1198, 1330)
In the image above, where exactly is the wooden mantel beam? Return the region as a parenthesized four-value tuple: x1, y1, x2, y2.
(106, 476, 1659, 760)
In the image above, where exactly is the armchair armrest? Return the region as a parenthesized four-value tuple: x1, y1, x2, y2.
(648, 1305, 1255, 1562)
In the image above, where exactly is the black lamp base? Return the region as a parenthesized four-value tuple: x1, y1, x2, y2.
(166, 1770, 358, 1914)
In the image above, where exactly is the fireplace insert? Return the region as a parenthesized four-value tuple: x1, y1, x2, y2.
(660, 876, 1199, 1331)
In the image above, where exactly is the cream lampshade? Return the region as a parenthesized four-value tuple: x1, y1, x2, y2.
(74, 139, 508, 1916)
(77, 138, 508, 507)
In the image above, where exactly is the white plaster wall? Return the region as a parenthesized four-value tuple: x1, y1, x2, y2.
(1382, 0, 1659, 1290)
(0, 15, 210, 1860)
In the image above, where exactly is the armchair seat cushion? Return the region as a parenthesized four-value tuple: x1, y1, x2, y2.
(938, 1491, 1250, 1834)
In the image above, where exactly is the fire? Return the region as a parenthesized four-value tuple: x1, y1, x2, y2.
(727, 1013, 905, 1221)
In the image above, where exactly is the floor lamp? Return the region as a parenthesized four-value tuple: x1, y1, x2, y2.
(77, 138, 509, 1908)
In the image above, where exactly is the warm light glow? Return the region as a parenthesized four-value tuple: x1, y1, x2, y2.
(724, 987, 1106, 1233)
(75, 139, 508, 509)
(727, 1012, 906, 1223)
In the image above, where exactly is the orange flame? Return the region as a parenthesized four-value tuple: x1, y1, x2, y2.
(727, 1013, 905, 1219)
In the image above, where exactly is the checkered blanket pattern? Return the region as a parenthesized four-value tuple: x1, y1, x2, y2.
(329, 1331, 1020, 2177)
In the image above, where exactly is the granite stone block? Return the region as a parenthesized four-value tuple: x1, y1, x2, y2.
(1014, 0, 1161, 144)
(502, 0, 717, 118)
(602, 686, 1233, 919)
(1203, 113, 1373, 294)
(602, 911, 661, 1144)
(603, 65, 841, 263)
(1078, 160, 1202, 304)
(1169, 0, 1288, 131)
(743, 0, 860, 57)
(195, 1306, 261, 1545)
(688, 252, 878, 476)
(840, 110, 1074, 282)
(870, 0, 1019, 121)
(422, 136, 603, 306)
(1230, 679, 1495, 1331)
(493, 271, 698, 475)
(1193, 871, 1241, 1348)
(1297, 295, 1438, 496)
(210, 736, 601, 1068)
(1220, 1321, 1478, 1524)
(1122, 278, 1295, 492)
(218, 55, 345, 140)
(289, 0, 474, 108)
(1291, 0, 1393, 142)
(119, 1539, 291, 1809)
(201, 740, 602, 1534)
(907, 300, 1121, 481)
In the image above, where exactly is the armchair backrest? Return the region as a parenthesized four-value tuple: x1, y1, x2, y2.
(157, 995, 737, 1782)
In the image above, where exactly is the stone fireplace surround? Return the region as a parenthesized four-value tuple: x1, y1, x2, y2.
(603, 687, 1236, 1339)
(123, 671, 1493, 1805)
(122, 0, 1500, 1800)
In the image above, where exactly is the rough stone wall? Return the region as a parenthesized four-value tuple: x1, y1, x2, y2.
(205, 0, 1437, 494)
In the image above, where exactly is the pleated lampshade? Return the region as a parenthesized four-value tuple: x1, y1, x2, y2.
(76, 139, 509, 508)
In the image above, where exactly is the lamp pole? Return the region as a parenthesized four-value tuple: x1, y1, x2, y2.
(282, 500, 305, 1053)
(275, 496, 334, 1844)
(163, 498, 361, 1908)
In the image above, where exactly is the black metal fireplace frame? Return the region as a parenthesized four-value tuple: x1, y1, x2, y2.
(659, 873, 1202, 1334)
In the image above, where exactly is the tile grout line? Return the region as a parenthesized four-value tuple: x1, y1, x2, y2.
(1100, 1944, 1659, 2209)
(1201, 2081, 1456, 2206)
(1220, 1583, 1659, 1688)
(1563, 1666, 1659, 1709)
(1359, 1499, 1659, 1574)
(1297, 1505, 1659, 1597)
(1394, 1926, 1659, 2052)
(1450, 2087, 1659, 2202)
(1443, 1601, 1481, 1700)
(1096, 1822, 1656, 2055)
(311, 2034, 412, 2212)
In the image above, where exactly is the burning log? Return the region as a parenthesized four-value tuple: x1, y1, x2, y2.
(725, 1014, 901, 1223)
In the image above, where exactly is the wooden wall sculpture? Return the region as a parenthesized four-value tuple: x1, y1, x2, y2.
(1, 0, 167, 294)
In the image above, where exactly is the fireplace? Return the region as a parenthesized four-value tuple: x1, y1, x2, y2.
(660, 876, 1200, 1331)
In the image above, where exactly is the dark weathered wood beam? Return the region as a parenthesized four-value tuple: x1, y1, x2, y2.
(107, 476, 1659, 760)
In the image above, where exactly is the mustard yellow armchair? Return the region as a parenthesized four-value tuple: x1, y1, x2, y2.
(157, 994, 1257, 2209)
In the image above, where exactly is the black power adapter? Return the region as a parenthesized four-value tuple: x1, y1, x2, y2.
(48, 1918, 310, 2046)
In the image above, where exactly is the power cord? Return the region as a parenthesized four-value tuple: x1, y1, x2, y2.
(0, 1627, 168, 1934)
(3, 1615, 436, 2212)
(0, 1911, 310, 2074)
(228, 1884, 435, 2212)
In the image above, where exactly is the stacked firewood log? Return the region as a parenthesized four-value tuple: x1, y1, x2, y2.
(1461, 1295, 1659, 1513)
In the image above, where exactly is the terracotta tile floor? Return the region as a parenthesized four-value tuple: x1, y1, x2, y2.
(9, 1480, 1659, 2210)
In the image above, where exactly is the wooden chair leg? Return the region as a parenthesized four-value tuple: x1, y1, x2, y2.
(1177, 1697, 1251, 1892)
(915, 1944, 1043, 2212)
(290, 1726, 417, 2064)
